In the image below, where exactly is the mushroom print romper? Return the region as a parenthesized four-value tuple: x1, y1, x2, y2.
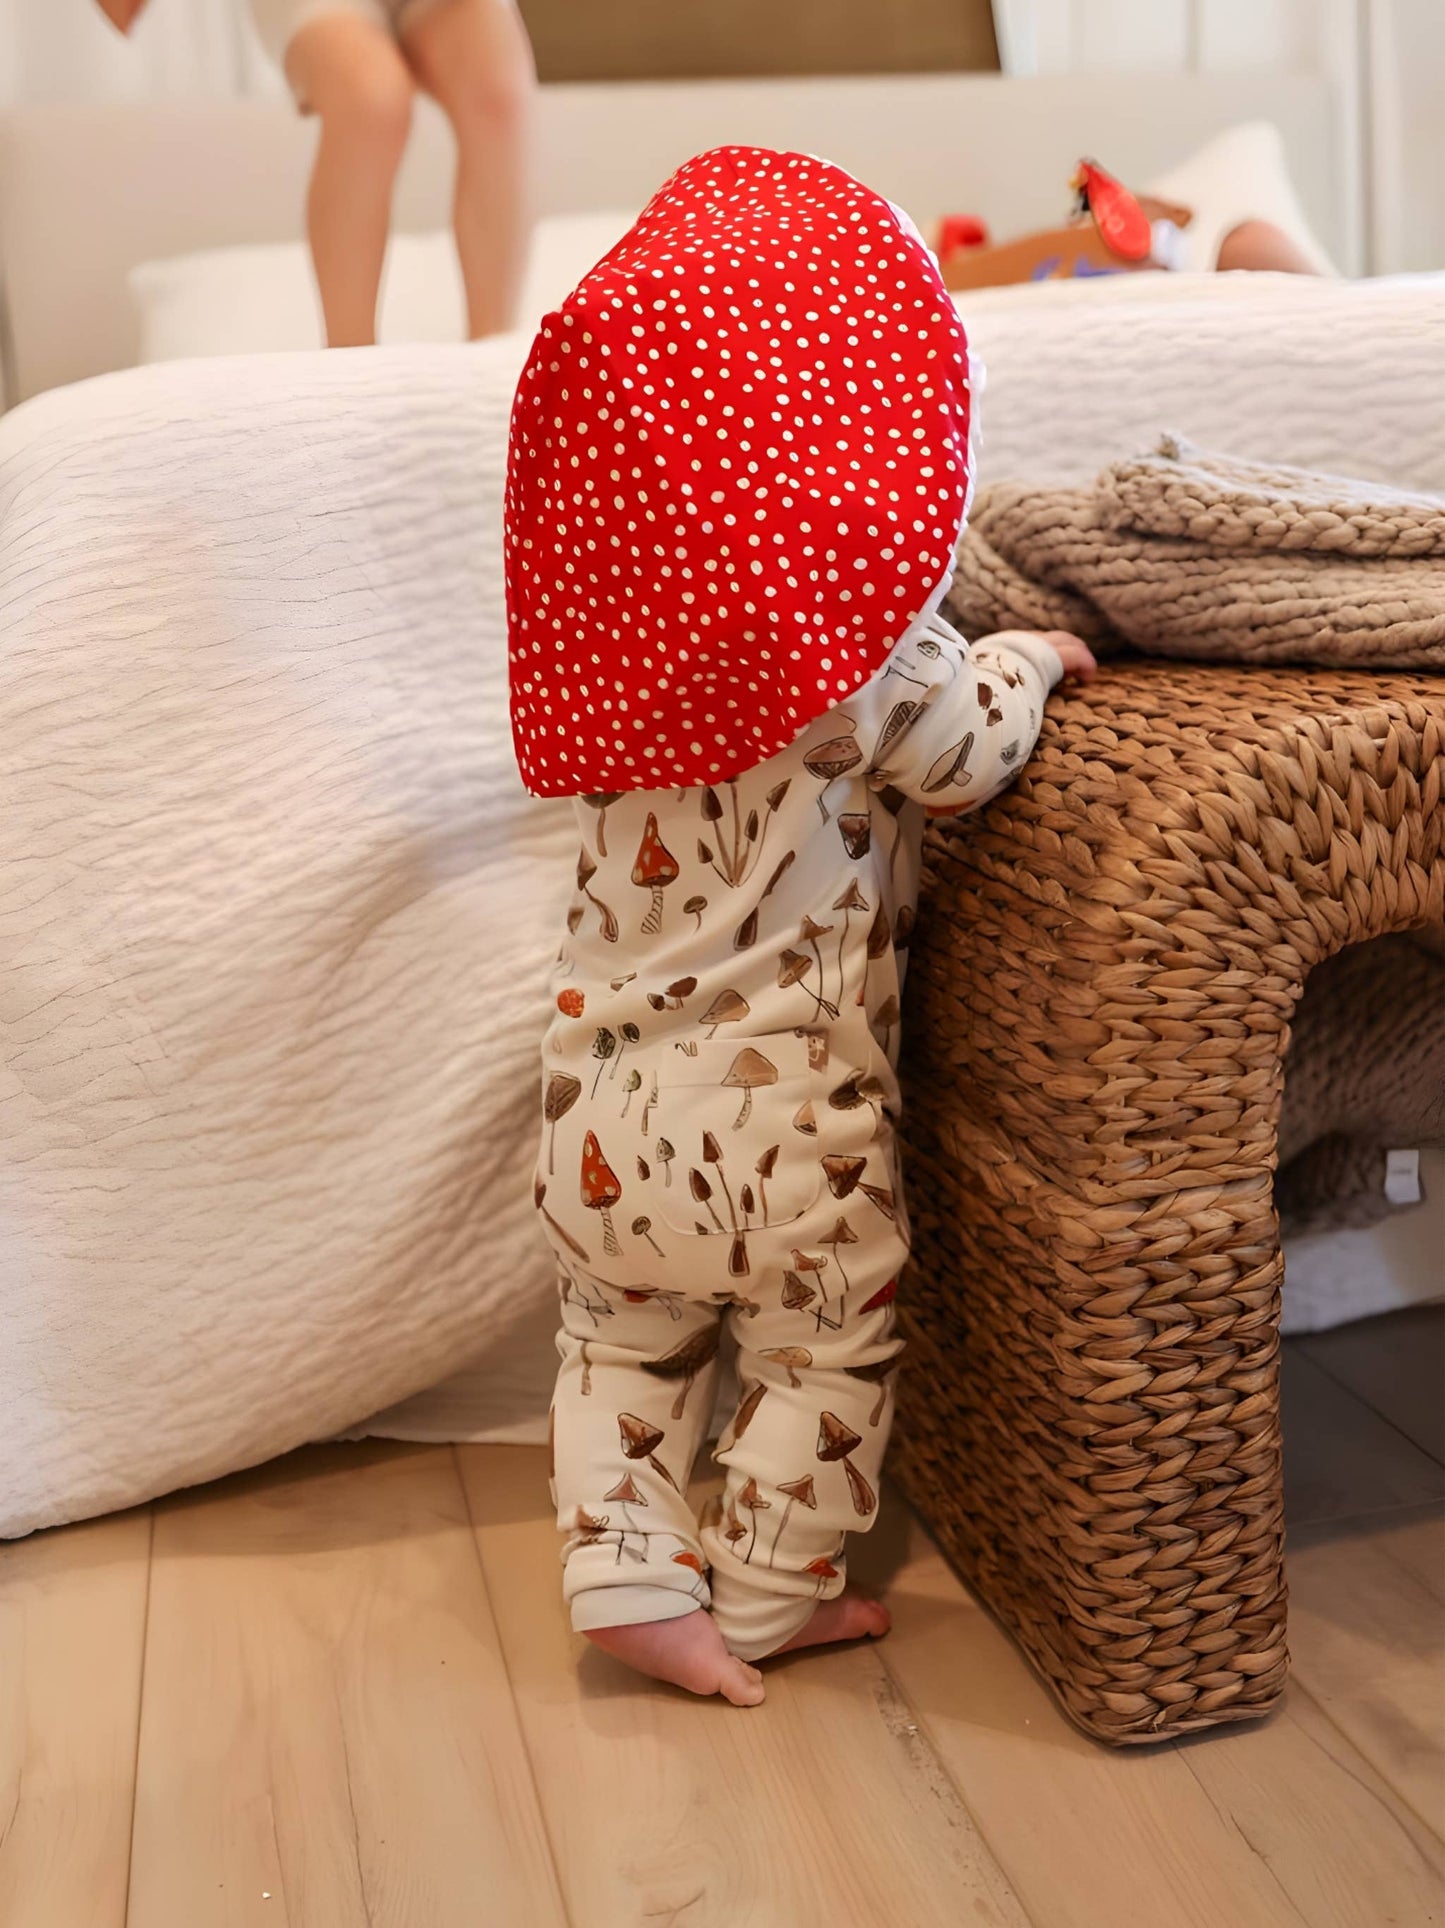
(505, 147, 1063, 1661)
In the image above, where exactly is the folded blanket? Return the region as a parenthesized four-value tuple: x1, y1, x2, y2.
(947, 437, 1445, 668)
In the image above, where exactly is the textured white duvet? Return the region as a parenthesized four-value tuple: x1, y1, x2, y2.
(3, 274, 1441, 1536)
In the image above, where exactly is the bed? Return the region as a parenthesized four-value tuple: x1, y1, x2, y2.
(1, 76, 1440, 1538)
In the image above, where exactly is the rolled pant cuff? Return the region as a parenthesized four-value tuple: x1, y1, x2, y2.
(569, 1583, 706, 1635)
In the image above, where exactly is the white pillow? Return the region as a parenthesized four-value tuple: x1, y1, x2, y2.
(130, 208, 637, 363)
(1145, 121, 1338, 275)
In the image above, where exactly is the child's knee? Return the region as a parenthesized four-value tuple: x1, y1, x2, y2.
(321, 60, 414, 160)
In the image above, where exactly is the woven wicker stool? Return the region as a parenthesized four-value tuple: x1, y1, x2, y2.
(895, 663, 1444, 1744)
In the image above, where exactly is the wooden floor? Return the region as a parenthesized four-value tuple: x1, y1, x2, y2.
(3, 1308, 1442, 1928)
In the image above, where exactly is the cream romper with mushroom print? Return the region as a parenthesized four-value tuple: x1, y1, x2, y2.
(541, 614, 1063, 1660)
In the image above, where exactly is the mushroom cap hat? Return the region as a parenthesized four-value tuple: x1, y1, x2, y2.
(505, 144, 973, 798)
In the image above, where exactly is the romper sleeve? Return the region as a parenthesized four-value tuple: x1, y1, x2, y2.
(859, 625, 1064, 811)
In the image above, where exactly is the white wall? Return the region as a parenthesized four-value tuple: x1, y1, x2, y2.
(0, 0, 281, 105)
(994, 0, 1441, 272)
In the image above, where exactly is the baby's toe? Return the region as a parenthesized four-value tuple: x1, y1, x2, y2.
(719, 1657, 766, 1707)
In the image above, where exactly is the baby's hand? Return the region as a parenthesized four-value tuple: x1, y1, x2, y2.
(1040, 631, 1098, 684)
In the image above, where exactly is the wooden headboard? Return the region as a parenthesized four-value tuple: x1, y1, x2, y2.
(0, 69, 1341, 407)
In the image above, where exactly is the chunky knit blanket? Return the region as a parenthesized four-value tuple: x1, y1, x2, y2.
(947, 437, 1445, 669)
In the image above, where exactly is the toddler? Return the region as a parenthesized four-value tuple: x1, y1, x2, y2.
(505, 148, 1094, 1705)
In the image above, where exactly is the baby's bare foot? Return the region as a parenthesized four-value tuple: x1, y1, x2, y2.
(764, 1586, 891, 1657)
(586, 1608, 766, 1706)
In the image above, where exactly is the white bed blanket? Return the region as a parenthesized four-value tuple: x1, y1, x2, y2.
(3, 275, 1441, 1535)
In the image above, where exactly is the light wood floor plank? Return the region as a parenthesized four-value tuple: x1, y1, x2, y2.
(854, 1510, 1445, 1928)
(1299, 1305, 1445, 1467)
(0, 1508, 151, 1928)
(458, 1443, 1029, 1928)
(1287, 1506, 1445, 1841)
(128, 1443, 564, 1928)
(1281, 1345, 1444, 1527)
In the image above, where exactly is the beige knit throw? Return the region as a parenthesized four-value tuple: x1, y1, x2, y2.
(947, 437, 1445, 669)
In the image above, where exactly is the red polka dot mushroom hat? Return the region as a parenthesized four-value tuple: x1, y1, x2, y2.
(505, 145, 973, 799)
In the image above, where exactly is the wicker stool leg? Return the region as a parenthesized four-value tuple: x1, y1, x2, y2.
(893, 668, 1445, 1744)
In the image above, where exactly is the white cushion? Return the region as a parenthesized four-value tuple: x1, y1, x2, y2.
(1144, 120, 1338, 275)
(130, 208, 637, 363)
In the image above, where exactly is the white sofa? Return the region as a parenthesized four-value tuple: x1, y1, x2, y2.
(2, 270, 1442, 1539)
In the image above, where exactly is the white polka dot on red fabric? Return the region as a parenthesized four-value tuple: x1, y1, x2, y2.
(504, 145, 971, 798)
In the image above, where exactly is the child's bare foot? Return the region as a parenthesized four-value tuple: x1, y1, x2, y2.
(765, 1586, 891, 1657)
(586, 1609, 765, 1706)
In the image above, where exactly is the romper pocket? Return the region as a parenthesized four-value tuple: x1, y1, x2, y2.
(648, 1030, 825, 1239)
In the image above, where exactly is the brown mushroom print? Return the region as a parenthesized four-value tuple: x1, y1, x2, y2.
(656, 1137, 677, 1187)
(922, 734, 975, 794)
(589, 1027, 617, 1097)
(860, 1183, 897, 1221)
(641, 1324, 722, 1419)
(822, 1154, 867, 1200)
(821, 1217, 859, 1290)
(761, 1345, 812, 1390)
(671, 1548, 709, 1602)
(735, 850, 795, 953)
(631, 814, 681, 934)
(837, 813, 871, 860)
(580, 1132, 623, 1256)
(723, 1047, 778, 1129)
(603, 1470, 648, 1562)
(817, 1411, 877, 1517)
(768, 1475, 818, 1566)
(581, 792, 623, 857)
(844, 1358, 898, 1427)
(701, 989, 749, 1038)
(832, 879, 869, 999)
(755, 1144, 780, 1223)
(631, 1215, 663, 1256)
(576, 851, 619, 943)
(736, 1476, 772, 1562)
(780, 1270, 816, 1314)
(684, 895, 708, 932)
(617, 1411, 679, 1490)
(716, 1379, 767, 1454)
(543, 1073, 582, 1175)
(803, 733, 862, 820)
(872, 994, 901, 1054)
(689, 1165, 727, 1233)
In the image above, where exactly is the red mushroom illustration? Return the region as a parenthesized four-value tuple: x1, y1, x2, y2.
(632, 814, 681, 935)
(723, 1047, 778, 1130)
(557, 987, 585, 1020)
(701, 989, 750, 1039)
(817, 1411, 877, 1516)
(580, 1131, 623, 1256)
(617, 1411, 679, 1490)
(805, 1554, 840, 1596)
(640, 1324, 721, 1419)
(736, 1476, 772, 1563)
(671, 1547, 709, 1602)
(544, 1073, 582, 1175)
(581, 792, 622, 857)
(860, 1278, 898, 1314)
(768, 1475, 818, 1566)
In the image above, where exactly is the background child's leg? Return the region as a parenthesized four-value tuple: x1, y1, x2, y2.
(702, 1241, 906, 1661)
(553, 1270, 723, 1635)
(400, 0, 534, 337)
(286, 14, 415, 347)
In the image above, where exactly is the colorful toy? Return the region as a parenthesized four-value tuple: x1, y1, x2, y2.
(936, 158, 1193, 291)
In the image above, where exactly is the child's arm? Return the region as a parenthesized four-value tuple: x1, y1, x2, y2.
(865, 626, 1094, 811)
